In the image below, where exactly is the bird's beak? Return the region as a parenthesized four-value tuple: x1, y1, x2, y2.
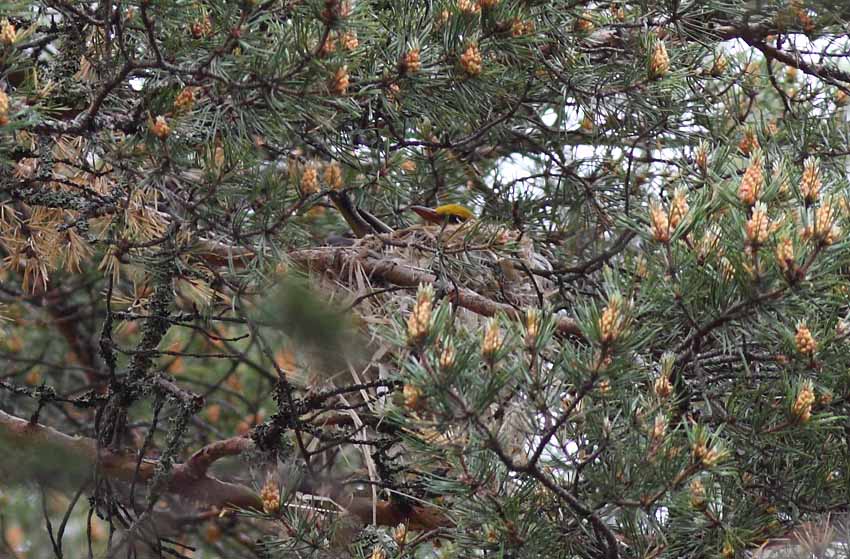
(409, 205, 443, 224)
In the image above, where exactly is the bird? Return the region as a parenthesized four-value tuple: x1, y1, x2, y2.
(329, 190, 474, 236)
(327, 191, 553, 307)
(408, 204, 475, 225)
(327, 191, 393, 239)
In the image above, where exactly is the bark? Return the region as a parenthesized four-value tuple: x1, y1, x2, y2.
(0, 408, 449, 530)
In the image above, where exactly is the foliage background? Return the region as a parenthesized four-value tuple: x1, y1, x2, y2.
(2, 0, 850, 558)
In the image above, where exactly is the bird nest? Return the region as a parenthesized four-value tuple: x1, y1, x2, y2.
(289, 221, 569, 338)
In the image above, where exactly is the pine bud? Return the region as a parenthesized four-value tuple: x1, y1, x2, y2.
(774, 179, 789, 202)
(478, 0, 500, 9)
(407, 283, 435, 345)
(691, 436, 726, 469)
(791, 380, 815, 422)
(668, 187, 689, 229)
(694, 141, 709, 173)
(634, 255, 648, 279)
(648, 41, 670, 79)
(482, 317, 503, 361)
(0, 19, 16, 46)
(369, 546, 387, 559)
(651, 413, 667, 441)
(602, 417, 614, 438)
(649, 200, 670, 243)
(318, 36, 336, 57)
(320, 0, 350, 24)
(738, 151, 763, 206)
(403, 384, 424, 410)
(689, 479, 707, 510)
(775, 236, 795, 273)
(329, 65, 350, 95)
(24, 370, 42, 386)
(743, 61, 760, 89)
(611, 3, 626, 21)
(709, 52, 727, 77)
(173, 87, 196, 112)
(574, 13, 594, 33)
(392, 524, 408, 546)
(795, 322, 816, 356)
(300, 164, 319, 195)
(767, 120, 780, 136)
(458, 0, 480, 14)
(149, 115, 170, 139)
(794, 3, 815, 33)
(459, 43, 483, 76)
(386, 82, 401, 103)
(205, 404, 221, 424)
(0, 89, 9, 126)
(190, 16, 212, 39)
(800, 157, 821, 204)
(785, 66, 798, 82)
(745, 201, 771, 246)
(510, 19, 535, 37)
(338, 31, 358, 51)
(439, 338, 456, 370)
(738, 128, 760, 156)
(720, 257, 735, 282)
(323, 161, 343, 190)
(400, 49, 421, 74)
(260, 479, 281, 513)
(661, 351, 676, 378)
(654, 373, 673, 399)
(836, 90, 849, 106)
(599, 293, 627, 344)
(525, 308, 541, 349)
(805, 203, 841, 245)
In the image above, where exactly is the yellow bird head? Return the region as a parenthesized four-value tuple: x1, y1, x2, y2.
(409, 204, 474, 225)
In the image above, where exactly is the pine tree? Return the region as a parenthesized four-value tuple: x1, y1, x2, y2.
(2, 1, 850, 558)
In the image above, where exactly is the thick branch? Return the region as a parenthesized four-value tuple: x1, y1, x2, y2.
(747, 39, 850, 91)
(0, 408, 449, 530)
(0, 408, 260, 511)
(184, 435, 253, 478)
